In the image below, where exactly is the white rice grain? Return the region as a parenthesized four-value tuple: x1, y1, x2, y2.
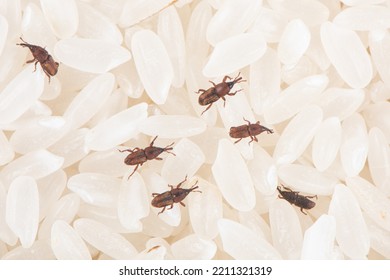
(301, 215, 338, 259)
(203, 33, 267, 77)
(278, 164, 338, 196)
(117, 172, 149, 232)
(269, 199, 303, 259)
(138, 115, 206, 138)
(63, 73, 114, 129)
(0, 149, 64, 186)
(38, 193, 80, 240)
(368, 127, 390, 195)
(171, 234, 217, 260)
(188, 178, 222, 240)
(206, 0, 262, 46)
(218, 218, 281, 259)
(340, 113, 368, 177)
(347, 177, 390, 232)
(85, 102, 148, 151)
(73, 218, 138, 260)
(273, 105, 323, 165)
(40, 0, 78, 38)
(158, 6, 186, 88)
(312, 117, 342, 172)
(320, 21, 372, 88)
(328, 184, 370, 259)
(6, 176, 39, 248)
(212, 139, 255, 211)
(0, 64, 44, 125)
(333, 5, 390, 31)
(278, 19, 310, 65)
(67, 173, 120, 208)
(131, 30, 174, 105)
(51, 220, 91, 260)
(264, 75, 328, 124)
(161, 138, 205, 185)
(54, 38, 131, 73)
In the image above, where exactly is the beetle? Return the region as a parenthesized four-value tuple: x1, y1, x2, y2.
(277, 185, 317, 215)
(196, 72, 246, 114)
(229, 117, 274, 144)
(151, 176, 201, 214)
(118, 136, 175, 179)
(17, 37, 59, 82)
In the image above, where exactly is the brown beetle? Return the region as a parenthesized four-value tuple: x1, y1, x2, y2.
(17, 37, 59, 82)
(196, 72, 246, 114)
(229, 117, 274, 144)
(118, 136, 175, 179)
(151, 176, 201, 214)
(277, 185, 317, 215)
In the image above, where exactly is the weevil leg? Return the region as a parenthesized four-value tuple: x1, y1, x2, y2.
(118, 148, 136, 153)
(243, 117, 251, 125)
(42, 68, 52, 82)
(248, 137, 254, 145)
(176, 175, 188, 188)
(158, 207, 166, 215)
(278, 195, 284, 199)
(300, 208, 308, 215)
(195, 89, 206, 94)
(168, 184, 174, 191)
(150, 136, 158, 147)
(306, 195, 318, 199)
(282, 186, 294, 192)
(223, 75, 233, 82)
(127, 164, 139, 179)
(33, 61, 39, 72)
(201, 103, 213, 115)
(180, 202, 186, 207)
(26, 58, 36, 64)
(168, 204, 174, 210)
(227, 89, 243, 96)
(253, 135, 258, 142)
(208, 80, 217, 87)
(155, 157, 163, 160)
(234, 138, 242, 144)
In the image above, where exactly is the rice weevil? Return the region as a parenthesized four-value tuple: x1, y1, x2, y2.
(151, 176, 201, 214)
(118, 136, 175, 179)
(17, 37, 59, 82)
(277, 185, 317, 215)
(229, 117, 273, 144)
(196, 72, 246, 114)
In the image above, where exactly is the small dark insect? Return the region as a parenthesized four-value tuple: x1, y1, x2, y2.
(277, 185, 318, 215)
(196, 72, 246, 114)
(17, 37, 59, 82)
(118, 136, 175, 179)
(151, 176, 201, 215)
(229, 117, 274, 144)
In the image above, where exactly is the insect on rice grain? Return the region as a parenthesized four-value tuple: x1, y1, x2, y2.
(277, 185, 317, 215)
(196, 72, 246, 114)
(151, 176, 201, 214)
(17, 37, 59, 82)
(119, 136, 175, 178)
(229, 117, 273, 144)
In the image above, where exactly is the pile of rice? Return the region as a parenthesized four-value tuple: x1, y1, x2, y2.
(0, 0, 389, 260)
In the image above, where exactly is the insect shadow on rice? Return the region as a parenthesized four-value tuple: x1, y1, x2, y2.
(277, 185, 318, 215)
(196, 72, 246, 115)
(151, 176, 201, 215)
(118, 136, 175, 179)
(17, 37, 59, 82)
(229, 117, 274, 144)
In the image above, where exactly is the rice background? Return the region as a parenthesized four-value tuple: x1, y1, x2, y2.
(0, 0, 389, 260)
